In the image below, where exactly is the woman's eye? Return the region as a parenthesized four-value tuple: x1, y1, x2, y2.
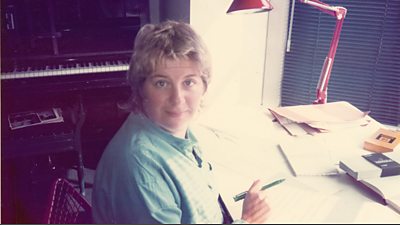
(184, 79, 196, 87)
(155, 80, 168, 88)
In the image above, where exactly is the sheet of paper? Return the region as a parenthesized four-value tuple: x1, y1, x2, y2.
(353, 201, 400, 222)
(278, 137, 339, 176)
(362, 175, 400, 202)
(220, 176, 340, 223)
(265, 182, 340, 223)
(386, 197, 400, 214)
(269, 110, 309, 136)
(268, 101, 370, 134)
(270, 101, 368, 123)
(307, 118, 371, 132)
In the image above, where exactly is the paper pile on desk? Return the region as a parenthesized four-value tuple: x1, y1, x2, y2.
(268, 101, 370, 136)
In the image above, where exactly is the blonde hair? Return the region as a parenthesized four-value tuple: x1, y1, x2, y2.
(122, 20, 212, 112)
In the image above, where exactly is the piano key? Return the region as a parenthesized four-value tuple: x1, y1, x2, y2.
(1, 60, 130, 80)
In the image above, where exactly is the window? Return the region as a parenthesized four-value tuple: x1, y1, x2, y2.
(282, 0, 400, 126)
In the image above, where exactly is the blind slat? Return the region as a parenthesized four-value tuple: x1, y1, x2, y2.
(282, 0, 400, 126)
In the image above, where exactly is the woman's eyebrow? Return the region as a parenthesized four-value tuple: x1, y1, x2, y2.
(149, 74, 168, 79)
(184, 74, 201, 78)
(149, 74, 200, 79)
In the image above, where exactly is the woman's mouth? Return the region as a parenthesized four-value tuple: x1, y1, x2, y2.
(166, 110, 187, 118)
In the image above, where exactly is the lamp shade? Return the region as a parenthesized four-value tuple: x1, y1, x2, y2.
(227, 0, 273, 14)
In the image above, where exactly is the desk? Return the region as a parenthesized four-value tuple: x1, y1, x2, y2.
(194, 105, 400, 223)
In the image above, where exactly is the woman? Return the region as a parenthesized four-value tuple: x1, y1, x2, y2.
(92, 20, 270, 224)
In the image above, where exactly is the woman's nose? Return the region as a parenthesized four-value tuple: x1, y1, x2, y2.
(169, 86, 184, 105)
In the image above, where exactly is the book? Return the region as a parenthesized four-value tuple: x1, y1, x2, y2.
(387, 198, 400, 214)
(339, 151, 400, 181)
(359, 175, 400, 214)
(340, 151, 400, 214)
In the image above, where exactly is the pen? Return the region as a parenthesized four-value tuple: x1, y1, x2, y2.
(233, 178, 286, 202)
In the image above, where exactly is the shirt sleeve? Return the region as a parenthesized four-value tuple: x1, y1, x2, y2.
(131, 148, 183, 224)
(136, 179, 183, 223)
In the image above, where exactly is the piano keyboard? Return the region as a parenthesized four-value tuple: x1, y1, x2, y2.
(1, 60, 130, 80)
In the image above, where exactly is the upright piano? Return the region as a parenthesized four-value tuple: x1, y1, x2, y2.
(1, 0, 150, 222)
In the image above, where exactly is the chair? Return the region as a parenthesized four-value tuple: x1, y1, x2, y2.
(44, 178, 92, 224)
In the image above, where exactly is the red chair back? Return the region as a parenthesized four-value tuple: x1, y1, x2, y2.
(44, 178, 92, 224)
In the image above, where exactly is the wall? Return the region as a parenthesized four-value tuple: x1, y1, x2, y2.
(262, 0, 289, 107)
(190, 0, 289, 110)
(190, 0, 267, 110)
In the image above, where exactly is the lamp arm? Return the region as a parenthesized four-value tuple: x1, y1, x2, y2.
(299, 0, 347, 104)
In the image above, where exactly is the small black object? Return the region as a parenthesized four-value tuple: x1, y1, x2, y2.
(362, 153, 400, 177)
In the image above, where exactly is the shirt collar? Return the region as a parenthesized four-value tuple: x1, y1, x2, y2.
(129, 113, 199, 154)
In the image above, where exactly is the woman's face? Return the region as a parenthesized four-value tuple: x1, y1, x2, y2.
(141, 58, 206, 138)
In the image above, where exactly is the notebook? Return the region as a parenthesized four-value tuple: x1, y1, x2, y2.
(359, 175, 400, 214)
(339, 151, 400, 214)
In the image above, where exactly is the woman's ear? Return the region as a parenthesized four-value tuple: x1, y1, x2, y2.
(203, 86, 207, 95)
(201, 77, 209, 95)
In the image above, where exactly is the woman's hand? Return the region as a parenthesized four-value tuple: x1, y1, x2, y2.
(240, 180, 271, 224)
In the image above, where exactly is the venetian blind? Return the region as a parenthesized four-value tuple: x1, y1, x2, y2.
(281, 0, 400, 126)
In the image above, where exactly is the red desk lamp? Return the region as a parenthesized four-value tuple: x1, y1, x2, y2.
(227, 0, 347, 104)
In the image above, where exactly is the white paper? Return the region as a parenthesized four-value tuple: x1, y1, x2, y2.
(268, 101, 371, 135)
(354, 201, 400, 222)
(221, 176, 340, 223)
(265, 182, 340, 223)
(279, 137, 339, 176)
(8, 107, 64, 130)
(270, 101, 368, 123)
(361, 175, 400, 205)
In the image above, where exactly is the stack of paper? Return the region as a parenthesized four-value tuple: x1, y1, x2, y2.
(8, 107, 64, 130)
(268, 101, 371, 136)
